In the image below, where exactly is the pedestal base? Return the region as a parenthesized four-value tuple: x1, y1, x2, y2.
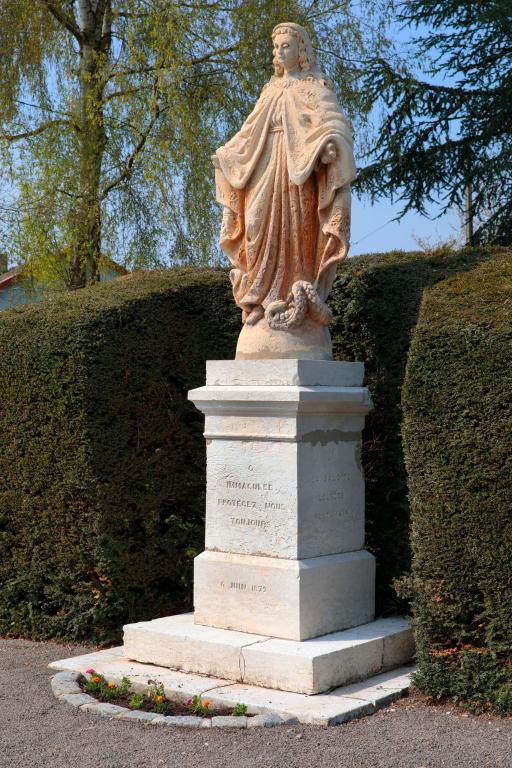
(123, 613, 414, 695)
(193, 549, 375, 641)
(188, 359, 375, 640)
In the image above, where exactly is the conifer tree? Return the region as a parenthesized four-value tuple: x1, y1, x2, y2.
(360, 0, 512, 245)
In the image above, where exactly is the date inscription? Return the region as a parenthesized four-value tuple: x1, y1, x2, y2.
(220, 580, 267, 593)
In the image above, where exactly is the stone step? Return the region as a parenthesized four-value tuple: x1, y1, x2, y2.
(123, 612, 413, 694)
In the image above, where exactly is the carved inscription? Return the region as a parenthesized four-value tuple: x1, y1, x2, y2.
(215, 476, 287, 525)
(265, 501, 285, 510)
(312, 471, 350, 485)
(220, 580, 267, 593)
(230, 517, 270, 529)
(318, 490, 344, 503)
(312, 470, 352, 520)
(218, 498, 258, 508)
(314, 507, 347, 520)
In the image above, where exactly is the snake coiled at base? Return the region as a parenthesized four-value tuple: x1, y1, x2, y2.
(264, 280, 332, 330)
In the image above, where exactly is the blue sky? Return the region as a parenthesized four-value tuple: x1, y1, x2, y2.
(350, 198, 460, 257)
(349, 13, 462, 257)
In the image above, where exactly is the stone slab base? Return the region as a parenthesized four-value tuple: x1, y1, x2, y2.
(194, 550, 375, 641)
(49, 646, 415, 726)
(123, 613, 413, 695)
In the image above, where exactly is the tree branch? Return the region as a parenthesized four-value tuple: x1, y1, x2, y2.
(38, 0, 83, 42)
(112, 10, 149, 18)
(0, 119, 76, 142)
(101, 103, 164, 199)
(192, 45, 237, 66)
(79, 0, 95, 40)
(107, 46, 237, 81)
(13, 98, 74, 118)
(56, 187, 80, 199)
(104, 85, 153, 102)
(101, 0, 113, 49)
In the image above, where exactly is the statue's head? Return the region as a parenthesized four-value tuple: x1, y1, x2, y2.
(272, 23, 316, 77)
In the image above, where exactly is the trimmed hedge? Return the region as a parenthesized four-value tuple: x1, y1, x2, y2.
(0, 248, 496, 642)
(330, 246, 492, 612)
(401, 254, 512, 713)
(0, 268, 239, 643)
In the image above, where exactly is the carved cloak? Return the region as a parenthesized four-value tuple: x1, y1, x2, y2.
(214, 73, 356, 323)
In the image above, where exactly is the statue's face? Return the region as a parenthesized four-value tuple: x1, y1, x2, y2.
(273, 33, 300, 74)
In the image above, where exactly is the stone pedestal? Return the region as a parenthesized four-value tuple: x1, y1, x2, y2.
(122, 360, 414, 693)
(189, 359, 374, 641)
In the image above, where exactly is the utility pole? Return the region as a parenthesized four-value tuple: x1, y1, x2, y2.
(464, 179, 474, 246)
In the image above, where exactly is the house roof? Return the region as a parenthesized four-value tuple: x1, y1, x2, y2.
(0, 261, 128, 292)
(0, 267, 21, 291)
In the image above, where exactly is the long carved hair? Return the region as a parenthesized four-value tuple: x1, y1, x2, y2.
(272, 23, 316, 76)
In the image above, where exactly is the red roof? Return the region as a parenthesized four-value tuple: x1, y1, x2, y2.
(0, 269, 20, 291)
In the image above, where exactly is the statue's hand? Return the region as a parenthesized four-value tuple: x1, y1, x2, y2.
(320, 141, 337, 164)
(211, 153, 221, 169)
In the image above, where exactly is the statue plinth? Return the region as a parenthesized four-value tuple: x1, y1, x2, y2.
(236, 316, 332, 360)
(191, 360, 374, 640)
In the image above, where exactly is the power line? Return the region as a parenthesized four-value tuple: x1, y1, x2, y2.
(351, 217, 394, 247)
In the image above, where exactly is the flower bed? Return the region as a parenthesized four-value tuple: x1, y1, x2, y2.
(81, 669, 248, 719)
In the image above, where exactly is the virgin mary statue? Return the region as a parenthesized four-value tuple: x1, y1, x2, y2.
(213, 22, 356, 360)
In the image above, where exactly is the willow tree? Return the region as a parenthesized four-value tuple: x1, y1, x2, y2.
(0, 0, 393, 287)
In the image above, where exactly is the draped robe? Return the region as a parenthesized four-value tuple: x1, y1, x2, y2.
(214, 72, 356, 324)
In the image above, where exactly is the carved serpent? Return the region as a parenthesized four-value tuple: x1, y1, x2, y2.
(264, 280, 332, 330)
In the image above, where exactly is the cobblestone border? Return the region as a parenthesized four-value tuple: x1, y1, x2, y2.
(50, 672, 291, 728)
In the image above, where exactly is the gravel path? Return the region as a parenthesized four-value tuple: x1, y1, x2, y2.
(1, 638, 510, 768)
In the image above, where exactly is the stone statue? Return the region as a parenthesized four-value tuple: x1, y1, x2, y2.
(213, 22, 356, 360)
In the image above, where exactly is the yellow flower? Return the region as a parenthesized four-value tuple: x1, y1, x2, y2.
(91, 676, 102, 684)
(107, 682, 115, 689)
(202, 700, 210, 708)
(155, 695, 165, 703)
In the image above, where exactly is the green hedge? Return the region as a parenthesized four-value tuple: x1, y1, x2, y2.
(0, 248, 496, 643)
(331, 246, 491, 612)
(401, 254, 512, 713)
(0, 268, 239, 643)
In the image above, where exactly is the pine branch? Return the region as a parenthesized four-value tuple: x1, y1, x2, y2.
(374, 58, 505, 98)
